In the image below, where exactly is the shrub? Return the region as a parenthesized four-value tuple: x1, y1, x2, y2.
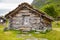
(41, 4, 58, 18)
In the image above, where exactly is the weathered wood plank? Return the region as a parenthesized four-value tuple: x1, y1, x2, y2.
(8, 9, 51, 31)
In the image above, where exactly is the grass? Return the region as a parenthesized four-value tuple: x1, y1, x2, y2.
(52, 21, 60, 28)
(0, 21, 60, 40)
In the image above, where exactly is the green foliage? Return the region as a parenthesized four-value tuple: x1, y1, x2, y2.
(32, 0, 60, 17)
(41, 5, 58, 18)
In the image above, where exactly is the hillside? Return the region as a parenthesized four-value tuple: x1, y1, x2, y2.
(32, 0, 60, 17)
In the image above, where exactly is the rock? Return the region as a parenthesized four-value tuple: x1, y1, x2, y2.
(28, 34, 32, 36)
(26, 39, 31, 40)
(36, 30, 42, 32)
(26, 38, 38, 40)
(42, 27, 47, 33)
(39, 38, 48, 40)
(32, 28, 36, 30)
(21, 34, 26, 36)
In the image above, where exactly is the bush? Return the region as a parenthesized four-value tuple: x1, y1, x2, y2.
(41, 4, 58, 18)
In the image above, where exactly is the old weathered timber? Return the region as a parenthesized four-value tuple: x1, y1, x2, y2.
(5, 3, 53, 31)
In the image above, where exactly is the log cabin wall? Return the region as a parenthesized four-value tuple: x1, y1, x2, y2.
(40, 16, 52, 30)
(9, 9, 41, 30)
(8, 9, 52, 31)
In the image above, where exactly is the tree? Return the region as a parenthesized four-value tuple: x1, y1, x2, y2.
(41, 5, 58, 18)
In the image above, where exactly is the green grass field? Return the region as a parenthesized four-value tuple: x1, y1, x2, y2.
(52, 21, 60, 28)
(0, 21, 60, 40)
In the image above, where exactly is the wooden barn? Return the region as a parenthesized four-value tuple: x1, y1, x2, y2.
(5, 3, 53, 31)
